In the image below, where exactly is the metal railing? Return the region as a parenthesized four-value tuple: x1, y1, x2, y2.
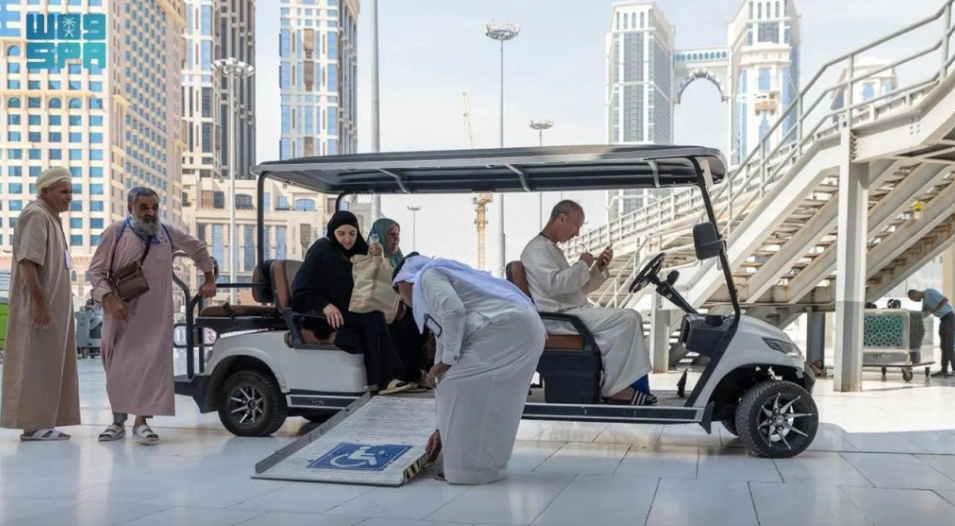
(573, 0, 954, 261)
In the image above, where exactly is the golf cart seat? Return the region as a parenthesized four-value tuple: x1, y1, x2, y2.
(506, 261, 602, 404)
(269, 259, 344, 349)
(198, 260, 276, 318)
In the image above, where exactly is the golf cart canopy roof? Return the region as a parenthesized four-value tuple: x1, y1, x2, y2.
(250, 145, 727, 195)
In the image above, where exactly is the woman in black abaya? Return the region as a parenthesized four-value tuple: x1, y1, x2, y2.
(291, 211, 412, 395)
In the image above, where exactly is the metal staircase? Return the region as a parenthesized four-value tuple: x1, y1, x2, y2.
(570, 1, 955, 365)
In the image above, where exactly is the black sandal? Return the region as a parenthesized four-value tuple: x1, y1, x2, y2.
(606, 390, 658, 406)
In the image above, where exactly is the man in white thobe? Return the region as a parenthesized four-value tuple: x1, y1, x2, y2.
(520, 200, 655, 405)
(393, 254, 545, 484)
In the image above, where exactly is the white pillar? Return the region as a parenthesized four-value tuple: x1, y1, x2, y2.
(650, 296, 671, 374)
(943, 246, 955, 304)
(807, 310, 826, 366)
(833, 134, 868, 392)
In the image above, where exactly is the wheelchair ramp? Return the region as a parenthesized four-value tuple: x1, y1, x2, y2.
(253, 394, 436, 487)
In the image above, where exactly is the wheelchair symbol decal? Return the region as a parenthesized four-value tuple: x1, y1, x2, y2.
(309, 443, 412, 472)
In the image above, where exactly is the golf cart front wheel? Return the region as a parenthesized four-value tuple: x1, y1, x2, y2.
(217, 370, 288, 437)
(735, 380, 818, 459)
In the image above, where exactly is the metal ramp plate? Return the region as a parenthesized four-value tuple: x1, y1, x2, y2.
(253, 395, 435, 487)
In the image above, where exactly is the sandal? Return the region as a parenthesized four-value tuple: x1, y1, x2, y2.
(433, 471, 446, 482)
(380, 379, 414, 395)
(20, 428, 70, 442)
(98, 424, 126, 442)
(379, 379, 414, 395)
(132, 424, 159, 445)
(607, 390, 658, 406)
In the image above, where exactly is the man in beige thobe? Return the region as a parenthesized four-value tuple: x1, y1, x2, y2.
(520, 200, 656, 406)
(88, 187, 216, 444)
(1, 167, 81, 440)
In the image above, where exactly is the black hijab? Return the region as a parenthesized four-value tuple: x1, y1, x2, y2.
(326, 210, 369, 258)
(291, 211, 369, 315)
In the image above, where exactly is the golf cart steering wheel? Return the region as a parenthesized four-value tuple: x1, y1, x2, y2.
(629, 252, 666, 294)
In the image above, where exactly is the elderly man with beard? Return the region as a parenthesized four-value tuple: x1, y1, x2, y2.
(88, 187, 217, 444)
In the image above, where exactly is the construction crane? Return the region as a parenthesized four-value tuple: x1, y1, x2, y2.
(464, 92, 494, 271)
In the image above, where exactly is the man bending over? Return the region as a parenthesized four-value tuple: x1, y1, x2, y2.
(520, 200, 655, 405)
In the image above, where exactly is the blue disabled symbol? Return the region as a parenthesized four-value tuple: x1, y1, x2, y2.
(309, 443, 412, 472)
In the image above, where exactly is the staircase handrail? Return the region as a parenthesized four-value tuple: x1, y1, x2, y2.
(574, 0, 954, 256)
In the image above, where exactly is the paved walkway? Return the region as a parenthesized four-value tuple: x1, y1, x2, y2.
(0, 360, 954, 526)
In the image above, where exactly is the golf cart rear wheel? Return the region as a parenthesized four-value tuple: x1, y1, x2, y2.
(735, 380, 818, 459)
(217, 370, 288, 437)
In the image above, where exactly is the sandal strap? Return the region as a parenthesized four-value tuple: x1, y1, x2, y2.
(99, 424, 125, 439)
(135, 425, 158, 439)
(25, 428, 67, 439)
(100, 424, 122, 435)
(631, 391, 647, 405)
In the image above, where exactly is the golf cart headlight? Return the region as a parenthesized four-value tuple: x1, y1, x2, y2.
(763, 338, 803, 358)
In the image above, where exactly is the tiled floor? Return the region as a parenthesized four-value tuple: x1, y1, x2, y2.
(0, 360, 954, 525)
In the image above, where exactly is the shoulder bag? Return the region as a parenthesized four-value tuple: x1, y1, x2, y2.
(106, 221, 168, 302)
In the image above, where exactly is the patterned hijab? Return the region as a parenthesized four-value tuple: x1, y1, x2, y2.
(370, 217, 404, 267)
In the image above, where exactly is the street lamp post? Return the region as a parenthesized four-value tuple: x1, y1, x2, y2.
(370, 0, 382, 221)
(529, 118, 554, 231)
(213, 58, 255, 305)
(407, 205, 422, 251)
(485, 20, 520, 276)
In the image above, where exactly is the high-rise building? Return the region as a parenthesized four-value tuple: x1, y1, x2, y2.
(0, 0, 186, 301)
(728, 0, 801, 164)
(219, 0, 255, 180)
(604, 0, 802, 222)
(179, 0, 257, 298)
(180, 0, 256, 190)
(180, 0, 365, 302)
(606, 3, 675, 147)
(605, 2, 676, 222)
(182, 0, 222, 185)
(279, 0, 358, 159)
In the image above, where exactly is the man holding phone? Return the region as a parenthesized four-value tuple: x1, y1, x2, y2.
(520, 200, 655, 405)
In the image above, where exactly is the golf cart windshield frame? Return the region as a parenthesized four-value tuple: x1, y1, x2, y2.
(248, 145, 739, 320)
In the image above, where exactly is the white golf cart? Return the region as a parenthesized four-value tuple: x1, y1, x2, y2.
(174, 145, 819, 459)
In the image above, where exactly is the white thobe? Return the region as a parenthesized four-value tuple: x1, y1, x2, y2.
(520, 235, 651, 397)
(419, 268, 545, 485)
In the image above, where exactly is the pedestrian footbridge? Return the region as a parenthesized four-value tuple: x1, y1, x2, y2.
(571, 0, 955, 390)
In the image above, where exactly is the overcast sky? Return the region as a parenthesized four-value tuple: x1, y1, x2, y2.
(254, 0, 945, 269)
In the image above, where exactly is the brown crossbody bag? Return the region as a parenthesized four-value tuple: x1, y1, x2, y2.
(107, 235, 153, 302)
(106, 221, 170, 302)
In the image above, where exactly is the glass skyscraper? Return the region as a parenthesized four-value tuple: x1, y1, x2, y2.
(278, 0, 358, 160)
(0, 0, 186, 299)
(605, 2, 676, 222)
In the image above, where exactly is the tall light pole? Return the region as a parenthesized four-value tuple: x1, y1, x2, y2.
(370, 0, 382, 221)
(213, 57, 255, 305)
(529, 118, 553, 231)
(485, 20, 520, 276)
(407, 205, 422, 251)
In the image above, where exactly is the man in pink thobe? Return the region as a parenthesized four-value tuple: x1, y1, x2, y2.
(1, 167, 81, 441)
(88, 187, 216, 444)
